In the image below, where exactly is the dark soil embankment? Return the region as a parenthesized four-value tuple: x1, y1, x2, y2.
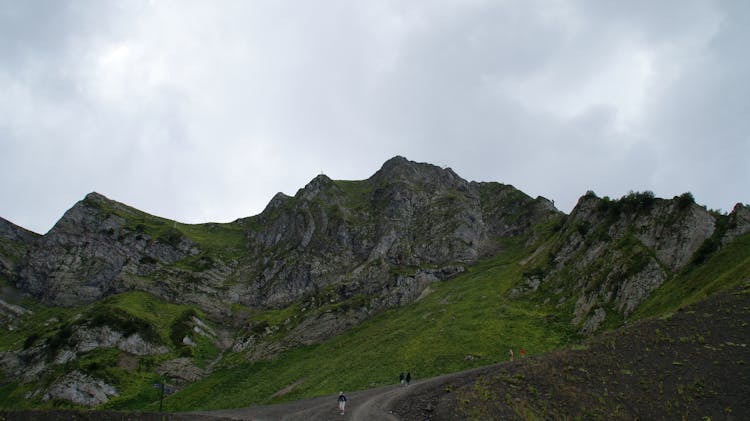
(392, 285, 750, 420)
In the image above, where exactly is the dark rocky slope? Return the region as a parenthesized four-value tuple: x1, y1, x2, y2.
(392, 282, 750, 420)
(0, 217, 39, 287)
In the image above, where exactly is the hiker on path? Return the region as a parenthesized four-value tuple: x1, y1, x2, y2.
(399, 372, 405, 386)
(519, 348, 526, 358)
(508, 349, 514, 361)
(405, 371, 411, 386)
(338, 391, 348, 415)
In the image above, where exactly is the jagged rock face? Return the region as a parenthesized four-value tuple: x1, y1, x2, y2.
(43, 370, 117, 406)
(17, 193, 198, 306)
(72, 326, 168, 356)
(724, 203, 750, 245)
(0, 217, 38, 244)
(632, 203, 715, 270)
(157, 357, 206, 384)
(526, 193, 718, 334)
(242, 157, 560, 310)
(562, 195, 715, 271)
(0, 217, 39, 283)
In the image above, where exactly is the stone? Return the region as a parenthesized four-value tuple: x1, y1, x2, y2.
(44, 370, 117, 406)
(157, 358, 206, 383)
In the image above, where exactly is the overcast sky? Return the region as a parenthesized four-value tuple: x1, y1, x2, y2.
(1, 0, 748, 234)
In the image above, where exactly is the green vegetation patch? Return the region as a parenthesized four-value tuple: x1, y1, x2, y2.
(94, 292, 198, 345)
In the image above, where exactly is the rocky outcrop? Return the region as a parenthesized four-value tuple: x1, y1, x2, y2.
(723, 203, 750, 245)
(72, 326, 168, 356)
(521, 191, 720, 335)
(0, 216, 39, 284)
(18, 193, 199, 306)
(43, 370, 117, 406)
(0, 317, 169, 397)
(157, 358, 206, 384)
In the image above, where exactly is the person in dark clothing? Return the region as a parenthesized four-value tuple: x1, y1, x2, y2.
(405, 371, 411, 386)
(399, 371, 405, 386)
(337, 391, 347, 415)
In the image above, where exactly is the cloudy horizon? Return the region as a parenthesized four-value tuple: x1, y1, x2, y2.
(2, 0, 748, 234)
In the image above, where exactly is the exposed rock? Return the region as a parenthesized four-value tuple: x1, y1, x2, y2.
(157, 358, 206, 383)
(633, 203, 715, 270)
(53, 349, 77, 365)
(0, 351, 21, 374)
(73, 326, 168, 355)
(526, 192, 722, 335)
(232, 336, 256, 353)
(44, 370, 117, 406)
(724, 203, 750, 245)
(0, 299, 30, 317)
(0, 216, 39, 285)
(23, 361, 47, 383)
(614, 259, 668, 316)
(0, 217, 39, 242)
(18, 193, 198, 306)
(580, 308, 606, 335)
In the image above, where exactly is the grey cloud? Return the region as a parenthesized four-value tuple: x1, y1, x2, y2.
(0, 0, 747, 233)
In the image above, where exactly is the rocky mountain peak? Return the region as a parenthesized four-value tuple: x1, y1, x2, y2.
(370, 156, 465, 190)
(0, 216, 40, 284)
(724, 202, 750, 244)
(0, 216, 39, 242)
(297, 174, 335, 201)
(261, 192, 292, 214)
(83, 192, 110, 203)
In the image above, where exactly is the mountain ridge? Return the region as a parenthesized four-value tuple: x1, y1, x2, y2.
(0, 156, 748, 412)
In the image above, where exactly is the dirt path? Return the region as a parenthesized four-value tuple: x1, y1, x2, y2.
(195, 364, 498, 421)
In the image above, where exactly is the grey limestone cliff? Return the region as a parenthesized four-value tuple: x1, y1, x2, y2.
(17, 192, 198, 306)
(518, 191, 723, 335)
(0, 216, 39, 284)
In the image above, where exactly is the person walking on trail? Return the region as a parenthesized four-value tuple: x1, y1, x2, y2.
(508, 348, 514, 361)
(399, 371, 405, 386)
(405, 371, 411, 386)
(519, 348, 526, 358)
(337, 392, 348, 415)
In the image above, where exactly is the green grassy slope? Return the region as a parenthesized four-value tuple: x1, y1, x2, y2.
(157, 238, 580, 411)
(634, 232, 750, 319)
